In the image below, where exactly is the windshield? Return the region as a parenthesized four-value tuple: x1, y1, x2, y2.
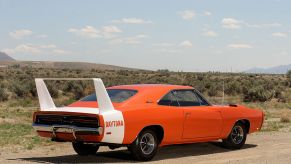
(80, 89, 137, 103)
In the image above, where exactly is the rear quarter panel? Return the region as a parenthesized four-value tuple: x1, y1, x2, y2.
(219, 105, 264, 138)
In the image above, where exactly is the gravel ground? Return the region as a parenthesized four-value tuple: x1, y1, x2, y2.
(1, 132, 291, 164)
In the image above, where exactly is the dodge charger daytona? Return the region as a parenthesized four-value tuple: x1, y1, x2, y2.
(32, 78, 264, 161)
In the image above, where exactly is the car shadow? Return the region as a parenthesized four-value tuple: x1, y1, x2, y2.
(9, 142, 257, 163)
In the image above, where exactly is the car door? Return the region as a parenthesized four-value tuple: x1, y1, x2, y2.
(172, 90, 223, 139)
(157, 91, 185, 142)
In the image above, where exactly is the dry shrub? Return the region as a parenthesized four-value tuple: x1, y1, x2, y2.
(280, 111, 290, 123)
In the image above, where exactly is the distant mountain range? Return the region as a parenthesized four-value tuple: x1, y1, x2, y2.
(0, 60, 138, 71)
(0, 52, 137, 71)
(245, 64, 291, 74)
(0, 52, 15, 61)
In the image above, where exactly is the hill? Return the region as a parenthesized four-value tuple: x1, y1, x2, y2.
(0, 52, 15, 61)
(0, 60, 138, 71)
(245, 64, 291, 74)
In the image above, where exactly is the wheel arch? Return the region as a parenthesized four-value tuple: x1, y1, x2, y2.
(136, 125, 164, 145)
(235, 119, 251, 133)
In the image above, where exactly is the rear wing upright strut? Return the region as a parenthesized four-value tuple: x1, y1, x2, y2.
(35, 78, 114, 114)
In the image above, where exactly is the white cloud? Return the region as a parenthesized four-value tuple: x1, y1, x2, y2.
(68, 26, 100, 38)
(2, 44, 68, 55)
(9, 30, 49, 39)
(202, 30, 218, 37)
(223, 18, 282, 29)
(178, 10, 196, 20)
(179, 40, 193, 47)
(155, 41, 193, 48)
(9, 29, 32, 39)
(204, 11, 212, 16)
(101, 25, 122, 39)
(69, 25, 123, 39)
(245, 23, 260, 28)
(39, 44, 57, 49)
(102, 26, 122, 33)
(109, 34, 148, 45)
(227, 44, 253, 49)
(53, 49, 70, 54)
(111, 18, 153, 24)
(272, 32, 287, 38)
(2, 49, 16, 55)
(15, 44, 41, 53)
(123, 34, 149, 44)
(222, 18, 243, 29)
(4, 44, 41, 54)
(154, 41, 194, 53)
(267, 23, 282, 27)
(246, 22, 282, 28)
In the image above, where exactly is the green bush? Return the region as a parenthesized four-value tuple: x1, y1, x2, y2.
(208, 84, 219, 97)
(225, 81, 242, 95)
(279, 89, 291, 103)
(65, 81, 85, 99)
(47, 84, 59, 98)
(0, 87, 9, 101)
(12, 83, 27, 97)
(243, 86, 273, 102)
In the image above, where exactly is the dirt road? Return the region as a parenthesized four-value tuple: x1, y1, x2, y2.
(1, 132, 291, 164)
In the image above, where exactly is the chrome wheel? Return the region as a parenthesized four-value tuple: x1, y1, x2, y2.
(129, 129, 159, 161)
(231, 125, 244, 144)
(222, 122, 247, 149)
(140, 133, 155, 155)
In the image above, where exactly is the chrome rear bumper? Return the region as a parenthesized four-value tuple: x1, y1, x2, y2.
(32, 123, 103, 140)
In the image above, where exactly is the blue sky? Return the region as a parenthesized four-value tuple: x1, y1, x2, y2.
(0, 0, 290, 72)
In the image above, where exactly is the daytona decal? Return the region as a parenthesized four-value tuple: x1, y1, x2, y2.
(101, 110, 125, 143)
(105, 120, 124, 127)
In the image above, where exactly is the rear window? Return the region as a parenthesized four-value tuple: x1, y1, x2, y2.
(80, 89, 137, 103)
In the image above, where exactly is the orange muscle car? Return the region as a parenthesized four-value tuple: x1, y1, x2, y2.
(32, 78, 264, 161)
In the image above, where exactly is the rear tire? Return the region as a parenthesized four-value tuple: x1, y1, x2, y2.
(72, 142, 99, 156)
(222, 122, 247, 149)
(128, 129, 158, 161)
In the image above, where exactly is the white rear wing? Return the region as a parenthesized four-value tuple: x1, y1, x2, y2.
(35, 78, 114, 114)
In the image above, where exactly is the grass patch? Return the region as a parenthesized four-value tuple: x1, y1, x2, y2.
(0, 122, 51, 149)
(0, 107, 35, 123)
(0, 105, 52, 150)
(8, 99, 37, 107)
(261, 121, 285, 131)
(0, 123, 33, 146)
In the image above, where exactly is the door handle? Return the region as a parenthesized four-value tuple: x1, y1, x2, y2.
(185, 112, 191, 116)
